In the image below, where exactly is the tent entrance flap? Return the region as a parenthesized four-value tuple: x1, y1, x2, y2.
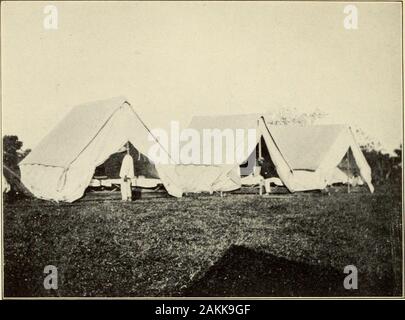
(240, 137, 281, 178)
(94, 142, 159, 180)
(328, 147, 365, 187)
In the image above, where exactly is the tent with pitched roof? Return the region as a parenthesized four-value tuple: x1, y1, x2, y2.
(172, 114, 374, 194)
(171, 114, 262, 194)
(19, 97, 182, 202)
(264, 123, 374, 192)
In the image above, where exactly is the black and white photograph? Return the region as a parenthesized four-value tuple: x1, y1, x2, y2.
(1, 1, 403, 301)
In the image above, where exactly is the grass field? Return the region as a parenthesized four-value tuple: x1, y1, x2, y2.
(3, 187, 403, 297)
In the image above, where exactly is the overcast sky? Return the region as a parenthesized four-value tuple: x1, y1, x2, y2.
(1, 1, 402, 153)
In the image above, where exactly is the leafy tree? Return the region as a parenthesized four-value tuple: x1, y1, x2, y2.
(267, 107, 328, 125)
(361, 144, 402, 188)
(3, 135, 24, 173)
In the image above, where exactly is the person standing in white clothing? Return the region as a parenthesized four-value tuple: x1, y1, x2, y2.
(119, 143, 135, 201)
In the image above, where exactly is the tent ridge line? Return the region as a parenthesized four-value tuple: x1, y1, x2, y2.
(127, 104, 176, 164)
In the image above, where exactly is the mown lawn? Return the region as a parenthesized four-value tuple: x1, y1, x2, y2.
(3, 189, 402, 297)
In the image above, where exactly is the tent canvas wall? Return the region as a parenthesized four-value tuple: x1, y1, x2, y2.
(172, 114, 262, 194)
(171, 114, 374, 195)
(19, 97, 182, 202)
(264, 122, 374, 193)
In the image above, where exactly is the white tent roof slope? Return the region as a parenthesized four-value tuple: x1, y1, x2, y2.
(171, 114, 374, 194)
(268, 124, 346, 170)
(171, 114, 262, 194)
(264, 122, 374, 192)
(20, 97, 181, 202)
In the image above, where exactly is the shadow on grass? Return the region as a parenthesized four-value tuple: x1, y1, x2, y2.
(182, 245, 390, 297)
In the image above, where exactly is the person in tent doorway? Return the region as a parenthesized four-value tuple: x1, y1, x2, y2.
(119, 143, 135, 201)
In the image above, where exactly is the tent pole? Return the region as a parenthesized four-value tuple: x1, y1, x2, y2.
(259, 137, 262, 160)
(258, 125, 263, 196)
(257, 119, 262, 160)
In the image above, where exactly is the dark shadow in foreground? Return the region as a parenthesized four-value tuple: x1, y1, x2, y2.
(182, 245, 394, 297)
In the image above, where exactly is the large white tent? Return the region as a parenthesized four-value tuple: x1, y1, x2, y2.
(19, 97, 182, 202)
(171, 114, 262, 194)
(264, 122, 374, 193)
(171, 114, 374, 194)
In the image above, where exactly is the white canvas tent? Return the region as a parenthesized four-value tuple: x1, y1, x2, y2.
(19, 97, 182, 202)
(265, 123, 374, 193)
(171, 114, 374, 194)
(171, 114, 262, 194)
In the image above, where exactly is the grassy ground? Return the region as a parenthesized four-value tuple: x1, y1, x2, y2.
(3, 187, 402, 297)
